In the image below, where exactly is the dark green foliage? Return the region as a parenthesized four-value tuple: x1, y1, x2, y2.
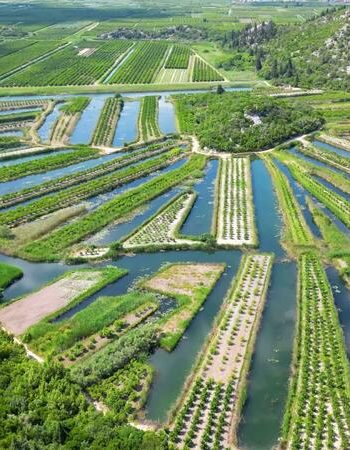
(0, 330, 167, 449)
(259, 8, 349, 89)
(0, 261, 23, 290)
(175, 91, 323, 152)
(71, 324, 159, 387)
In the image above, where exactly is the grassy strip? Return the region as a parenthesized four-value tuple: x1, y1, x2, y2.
(0, 148, 184, 226)
(280, 253, 350, 448)
(70, 323, 159, 388)
(91, 95, 123, 147)
(141, 262, 225, 351)
(22, 154, 206, 261)
(139, 96, 162, 142)
(0, 140, 179, 208)
(60, 97, 90, 114)
(0, 110, 39, 124)
(298, 142, 350, 173)
(0, 146, 100, 182)
(307, 197, 350, 281)
(0, 261, 23, 290)
(261, 155, 314, 249)
(277, 147, 350, 195)
(282, 159, 350, 229)
(24, 290, 156, 357)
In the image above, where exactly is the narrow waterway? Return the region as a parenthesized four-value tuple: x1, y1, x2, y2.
(38, 102, 62, 143)
(70, 95, 109, 145)
(113, 100, 140, 147)
(180, 158, 218, 236)
(313, 139, 350, 158)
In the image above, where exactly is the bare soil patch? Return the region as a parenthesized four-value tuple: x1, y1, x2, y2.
(143, 263, 224, 297)
(0, 271, 102, 335)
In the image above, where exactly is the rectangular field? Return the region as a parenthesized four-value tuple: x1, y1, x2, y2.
(169, 254, 273, 448)
(216, 156, 256, 246)
(1, 41, 133, 87)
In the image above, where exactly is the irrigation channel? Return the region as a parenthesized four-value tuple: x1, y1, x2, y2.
(0, 89, 349, 450)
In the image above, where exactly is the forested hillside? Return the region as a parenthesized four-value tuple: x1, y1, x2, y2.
(223, 7, 350, 90)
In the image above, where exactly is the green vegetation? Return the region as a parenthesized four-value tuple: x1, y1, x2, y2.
(91, 95, 123, 147)
(23, 289, 158, 357)
(216, 156, 257, 246)
(165, 44, 191, 69)
(0, 148, 183, 227)
(0, 146, 100, 182)
(307, 198, 350, 282)
(0, 330, 167, 448)
(1, 41, 132, 87)
(262, 155, 313, 249)
(0, 136, 23, 151)
(108, 41, 169, 85)
(0, 261, 23, 290)
(141, 262, 225, 351)
(170, 254, 273, 448)
(139, 96, 162, 142)
(0, 140, 178, 209)
(0, 41, 64, 79)
(258, 8, 350, 90)
(280, 252, 350, 448)
(175, 92, 324, 152)
(60, 96, 90, 114)
(192, 56, 224, 82)
(0, 110, 39, 125)
(88, 360, 153, 423)
(70, 324, 159, 387)
(278, 157, 350, 229)
(297, 142, 350, 174)
(123, 190, 197, 251)
(280, 147, 350, 196)
(23, 154, 206, 260)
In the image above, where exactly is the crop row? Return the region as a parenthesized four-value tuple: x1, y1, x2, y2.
(299, 143, 350, 174)
(165, 45, 191, 69)
(280, 149, 350, 196)
(192, 57, 224, 82)
(108, 41, 169, 85)
(0, 146, 100, 183)
(0, 110, 39, 125)
(0, 141, 178, 208)
(263, 155, 313, 247)
(0, 40, 63, 78)
(216, 157, 256, 246)
(0, 148, 183, 227)
(123, 191, 195, 249)
(0, 99, 49, 111)
(139, 96, 162, 142)
(23, 154, 206, 261)
(281, 252, 350, 449)
(91, 95, 124, 147)
(286, 161, 350, 229)
(1, 41, 132, 87)
(170, 254, 273, 449)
